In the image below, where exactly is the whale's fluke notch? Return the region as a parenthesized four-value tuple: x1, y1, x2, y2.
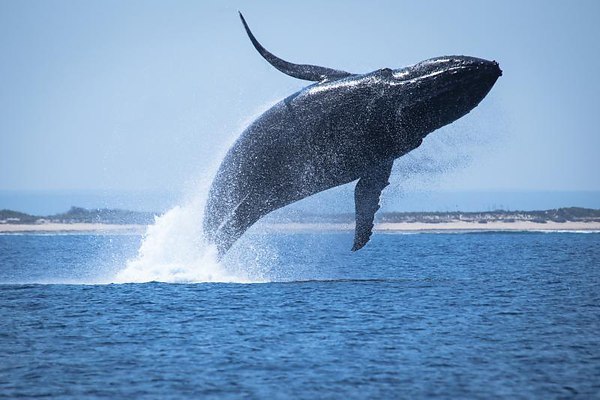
(352, 160, 394, 251)
(239, 12, 353, 82)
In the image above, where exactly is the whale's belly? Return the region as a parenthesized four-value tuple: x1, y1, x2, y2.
(203, 98, 371, 248)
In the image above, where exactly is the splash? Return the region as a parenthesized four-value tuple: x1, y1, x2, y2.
(111, 172, 275, 283)
(112, 101, 282, 284)
(112, 196, 244, 283)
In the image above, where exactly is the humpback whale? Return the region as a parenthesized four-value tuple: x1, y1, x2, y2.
(204, 13, 501, 257)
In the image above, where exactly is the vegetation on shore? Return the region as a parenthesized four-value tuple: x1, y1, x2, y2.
(295, 207, 600, 224)
(1, 206, 599, 225)
(0, 207, 156, 225)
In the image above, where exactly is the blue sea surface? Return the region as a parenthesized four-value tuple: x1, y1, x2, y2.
(1, 231, 599, 398)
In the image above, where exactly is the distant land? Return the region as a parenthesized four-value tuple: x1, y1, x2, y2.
(1, 206, 599, 226)
(0, 206, 157, 225)
(278, 207, 600, 224)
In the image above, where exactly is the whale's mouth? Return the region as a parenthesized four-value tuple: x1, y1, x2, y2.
(392, 58, 501, 140)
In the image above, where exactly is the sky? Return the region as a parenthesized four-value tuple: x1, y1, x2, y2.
(0, 0, 599, 213)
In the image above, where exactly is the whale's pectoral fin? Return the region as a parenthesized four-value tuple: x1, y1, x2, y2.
(352, 160, 394, 251)
(239, 12, 353, 82)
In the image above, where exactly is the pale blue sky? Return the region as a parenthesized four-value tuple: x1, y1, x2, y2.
(0, 0, 599, 212)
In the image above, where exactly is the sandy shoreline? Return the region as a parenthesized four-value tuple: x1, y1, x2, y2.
(0, 223, 147, 234)
(1, 221, 599, 234)
(262, 221, 600, 232)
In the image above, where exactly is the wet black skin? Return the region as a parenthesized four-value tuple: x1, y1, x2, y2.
(204, 16, 502, 257)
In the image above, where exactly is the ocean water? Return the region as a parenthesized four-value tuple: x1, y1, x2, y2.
(1, 231, 599, 398)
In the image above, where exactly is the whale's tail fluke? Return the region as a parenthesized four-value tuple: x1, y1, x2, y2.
(239, 12, 353, 82)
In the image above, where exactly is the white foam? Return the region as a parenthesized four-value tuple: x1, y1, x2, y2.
(112, 189, 254, 283)
(111, 99, 281, 285)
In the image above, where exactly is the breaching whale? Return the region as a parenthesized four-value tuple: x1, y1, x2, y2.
(204, 13, 501, 257)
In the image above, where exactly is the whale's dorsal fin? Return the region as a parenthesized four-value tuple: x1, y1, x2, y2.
(352, 160, 394, 251)
(239, 12, 353, 82)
